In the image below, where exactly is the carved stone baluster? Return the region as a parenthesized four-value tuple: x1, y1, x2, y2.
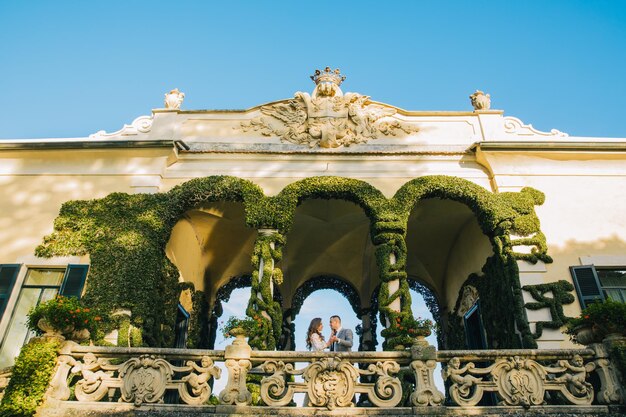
(48, 354, 76, 400)
(410, 344, 444, 406)
(589, 342, 625, 404)
(219, 334, 252, 405)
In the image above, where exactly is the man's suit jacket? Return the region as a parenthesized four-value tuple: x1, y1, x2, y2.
(333, 328, 353, 352)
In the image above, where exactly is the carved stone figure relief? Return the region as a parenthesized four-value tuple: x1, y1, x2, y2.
(240, 67, 419, 148)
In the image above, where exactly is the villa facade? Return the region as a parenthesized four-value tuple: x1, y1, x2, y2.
(0, 68, 624, 416)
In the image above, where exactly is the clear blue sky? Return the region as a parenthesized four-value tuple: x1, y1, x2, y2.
(1, 0, 625, 139)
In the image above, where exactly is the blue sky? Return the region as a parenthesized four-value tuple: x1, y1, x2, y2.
(1, 1, 625, 139)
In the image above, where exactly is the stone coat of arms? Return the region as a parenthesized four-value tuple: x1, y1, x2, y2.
(240, 67, 419, 148)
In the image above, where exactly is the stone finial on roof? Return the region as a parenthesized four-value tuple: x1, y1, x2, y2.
(469, 90, 491, 111)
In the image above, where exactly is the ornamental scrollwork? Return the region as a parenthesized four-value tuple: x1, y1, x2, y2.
(239, 67, 418, 148)
(119, 354, 173, 406)
(259, 357, 403, 409)
(303, 357, 359, 409)
(443, 355, 595, 407)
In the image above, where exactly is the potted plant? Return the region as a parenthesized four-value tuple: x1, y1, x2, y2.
(384, 315, 436, 350)
(220, 315, 263, 344)
(565, 299, 626, 345)
(27, 295, 101, 341)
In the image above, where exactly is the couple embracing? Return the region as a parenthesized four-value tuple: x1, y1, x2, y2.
(306, 315, 353, 352)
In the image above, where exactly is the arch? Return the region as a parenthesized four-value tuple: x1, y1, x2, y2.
(274, 176, 389, 233)
(393, 175, 516, 236)
(369, 278, 441, 350)
(290, 275, 362, 318)
(280, 275, 362, 351)
(208, 274, 282, 349)
(164, 175, 266, 233)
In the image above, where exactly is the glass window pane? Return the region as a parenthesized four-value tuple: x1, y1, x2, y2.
(605, 288, 623, 302)
(24, 268, 64, 286)
(598, 269, 626, 287)
(0, 287, 58, 367)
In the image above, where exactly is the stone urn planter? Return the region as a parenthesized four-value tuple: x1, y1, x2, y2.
(70, 328, 91, 342)
(572, 325, 597, 345)
(228, 327, 248, 346)
(37, 318, 73, 340)
(412, 334, 430, 347)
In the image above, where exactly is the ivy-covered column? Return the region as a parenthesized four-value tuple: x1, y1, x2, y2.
(246, 229, 284, 350)
(373, 216, 414, 350)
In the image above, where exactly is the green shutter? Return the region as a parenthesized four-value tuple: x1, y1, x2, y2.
(0, 264, 21, 320)
(570, 265, 605, 309)
(60, 264, 89, 299)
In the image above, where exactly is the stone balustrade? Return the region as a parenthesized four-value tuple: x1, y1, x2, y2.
(43, 338, 624, 414)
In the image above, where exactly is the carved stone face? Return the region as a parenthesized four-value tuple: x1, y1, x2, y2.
(449, 357, 461, 369)
(572, 355, 583, 367)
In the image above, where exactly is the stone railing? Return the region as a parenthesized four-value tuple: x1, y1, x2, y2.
(44, 336, 625, 413)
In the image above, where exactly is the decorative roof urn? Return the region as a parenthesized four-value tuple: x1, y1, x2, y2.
(469, 90, 491, 110)
(164, 88, 185, 110)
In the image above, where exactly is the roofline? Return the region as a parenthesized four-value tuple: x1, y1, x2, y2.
(0, 139, 176, 151)
(472, 141, 626, 152)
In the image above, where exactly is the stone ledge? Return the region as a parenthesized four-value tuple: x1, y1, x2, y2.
(38, 402, 623, 417)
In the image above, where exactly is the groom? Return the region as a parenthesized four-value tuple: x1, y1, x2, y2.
(328, 315, 353, 352)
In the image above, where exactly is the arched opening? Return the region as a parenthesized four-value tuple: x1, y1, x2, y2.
(283, 275, 362, 351)
(165, 201, 257, 348)
(279, 199, 378, 350)
(405, 198, 494, 348)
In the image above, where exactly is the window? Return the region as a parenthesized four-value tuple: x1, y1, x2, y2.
(0, 265, 89, 368)
(570, 265, 626, 309)
(596, 268, 626, 303)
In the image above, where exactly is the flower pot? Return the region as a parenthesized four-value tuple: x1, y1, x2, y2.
(573, 325, 596, 345)
(412, 334, 430, 347)
(229, 327, 248, 346)
(70, 328, 91, 342)
(37, 318, 72, 340)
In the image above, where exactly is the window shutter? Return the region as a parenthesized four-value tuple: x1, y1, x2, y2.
(60, 265, 89, 299)
(0, 264, 21, 319)
(570, 265, 605, 309)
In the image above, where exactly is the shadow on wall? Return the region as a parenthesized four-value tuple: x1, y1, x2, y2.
(0, 174, 141, 262)
(545, 234, 626, 317)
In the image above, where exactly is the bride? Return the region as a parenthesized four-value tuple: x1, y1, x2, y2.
(306, 317, 332, 351)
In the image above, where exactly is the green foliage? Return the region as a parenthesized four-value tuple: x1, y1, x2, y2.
(220, 315, 265, 339)
(0, 339, 60, 417)
(612, 341, 626, 387)
(522, 280, 576, 338)
(246, 233, 284, 349)
(26, 295, 102, 336)
(188, 289, 210, 349)
(565, 299, 626, 343)
(36, 174, 550, 351)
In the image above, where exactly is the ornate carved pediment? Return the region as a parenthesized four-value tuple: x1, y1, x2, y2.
(240, 67, 419, 148)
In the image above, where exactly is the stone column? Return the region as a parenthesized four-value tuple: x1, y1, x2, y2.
(373, 218, 412, 349)
(247, 229, 284, 350)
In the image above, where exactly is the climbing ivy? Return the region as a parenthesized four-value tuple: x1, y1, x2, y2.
(246, 232, 284, 350)
(35, 175, 550, 351)
(0, 338, 60, 417)
(522, 280, 576, 339)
